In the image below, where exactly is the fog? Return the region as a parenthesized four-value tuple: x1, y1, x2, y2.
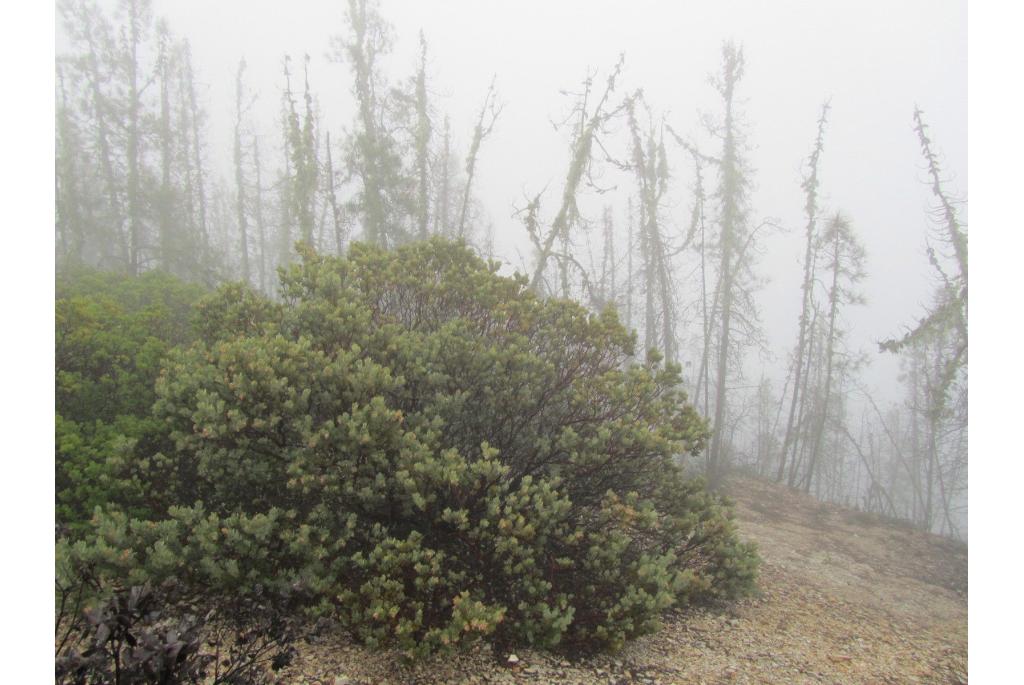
(60, 0, 965, 396)
(50, 2, 973, 680)
(55, 0, 967, 534)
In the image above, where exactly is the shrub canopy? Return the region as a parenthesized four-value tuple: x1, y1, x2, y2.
(56, 269, 205, 531)
(59, 239, 757, 657)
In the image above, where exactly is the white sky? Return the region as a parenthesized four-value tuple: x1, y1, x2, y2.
(57, 0, 968, 403)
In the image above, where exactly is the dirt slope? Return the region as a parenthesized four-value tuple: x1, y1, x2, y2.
(282, 476, 968, 685)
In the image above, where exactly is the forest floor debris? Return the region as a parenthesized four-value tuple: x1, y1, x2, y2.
(282, 476, 967, 684)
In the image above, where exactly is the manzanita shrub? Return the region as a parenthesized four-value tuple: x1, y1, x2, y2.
(59, 239, 757, 659)
(56, 269, 206, 534)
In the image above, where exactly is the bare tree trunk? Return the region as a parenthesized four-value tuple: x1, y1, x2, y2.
(803, 216, 845, 492)
(457, 76, 500, 241)
(788, 307, 821, 487)
(708, 252, 735, 486)
(282, 56, 319, 247)
(277, 96, 294, 270)
(234, 59, 251, 284)
(843, 425, 898, 516)
(414, 32, 431, 240)
(914, 108, 967, 289)
(599, 206, 615, 308)
(300, 56, 319, 245)
(185, 47, 209, 255)
(156, 24, 174, 271)
(909, 351, 922, 526)
(434, 116, 451, 236)
(682, 150, 712, 387)
(529, 58, 624, 293)
(253, 137, 268, 291)
(697, 178, 711, 419)
(778, 101, 830, 483)
(626, 197, 634, 332)
(641, 189, 655, 351)
(324, 131, 345, 255)
(706, 44, 746, 487)
(56, 62, 85, 264)
(73, 1, 127, 268)
(175, 48, 197, 249)
(626, 100, 677, 361)
(125, 0, 146, 276)
(345, 0, 389, 246)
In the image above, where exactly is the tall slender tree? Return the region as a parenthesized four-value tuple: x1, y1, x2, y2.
(456, 76, 501, 240)
(880, 108, 967, 408)
(800, 214, 866, 492)
(706, 42, 753, 486)
(414, 32, 432, 240)
(120, 0, 153, 275)
(56, 60, 86, 265)
(527, 57, 626, 295)
(283, 55, 320, 246)
(252, 136, 269, 291)
(155, 21, 175, 271)
(433, 116, 453, 236)
(59, 0, 127, 269)
(777, 101, 831, 483)
(184, 48, 209, 253)
(324, 131, 346, 254)
(625, 96, 678, 361)
(233, 58, 253, 283)
(337, 0, 407, 246)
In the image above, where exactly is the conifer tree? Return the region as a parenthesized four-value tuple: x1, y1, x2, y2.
(252, 136, 269, 291)
(433, 116, 453, 237)
(56, 60, 87, 266)
(527, 57, 626, 295)
(880, 109, 967, 407)
(181, 43, 210, 264)
(121, 0, 153, 275)
(324, 131, 346, 255)
(155, 21, 175, 272)
(233, 58, 253, 284)
(337, 0, 408, 247)
(778, 101, 830, 483)
(799, 214, 865, 491)
(283, 55, 320, 246)
(456, 76, 501, 240)
(59, 0, 128, 269)
(414, 32, 432, 240)
(706, 43, 756, 486)
(877, 109, 967, 535)
(626, 96, 679, 362)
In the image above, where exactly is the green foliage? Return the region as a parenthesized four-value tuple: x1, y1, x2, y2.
(60, 240, 757, 657)
(56, 269, 205, 532)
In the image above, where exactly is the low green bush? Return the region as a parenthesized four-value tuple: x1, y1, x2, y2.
(56, 269, 205, 533)
(58, 239, 757, 658)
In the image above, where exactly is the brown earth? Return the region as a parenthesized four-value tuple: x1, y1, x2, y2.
(280, 476, 968, 685)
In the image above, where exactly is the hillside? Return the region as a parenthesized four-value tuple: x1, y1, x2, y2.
(282, 476, 968, 684)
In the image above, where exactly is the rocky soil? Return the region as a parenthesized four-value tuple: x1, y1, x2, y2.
(280, 476, 968, 685)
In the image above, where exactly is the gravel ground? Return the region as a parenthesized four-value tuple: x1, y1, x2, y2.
(279, 477, 968, 685)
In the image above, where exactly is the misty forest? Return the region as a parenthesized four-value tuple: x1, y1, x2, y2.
(54, 1, 967, 683)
